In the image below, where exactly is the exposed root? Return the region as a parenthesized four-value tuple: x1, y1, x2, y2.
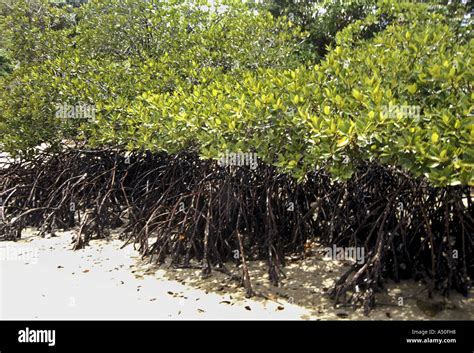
(1, 149, 472, 313)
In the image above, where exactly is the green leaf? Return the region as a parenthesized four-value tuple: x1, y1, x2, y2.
(352, 89, 362, 100)
(337, 137, 349, 148)
(407, 83, 417, 94)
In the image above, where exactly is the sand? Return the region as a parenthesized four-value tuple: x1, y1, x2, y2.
(0, 229, 472, 320)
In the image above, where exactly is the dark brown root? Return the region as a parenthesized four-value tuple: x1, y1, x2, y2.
(1, 148, 472, 313)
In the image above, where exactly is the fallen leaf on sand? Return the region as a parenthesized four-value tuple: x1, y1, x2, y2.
(82, 269, 90, 273)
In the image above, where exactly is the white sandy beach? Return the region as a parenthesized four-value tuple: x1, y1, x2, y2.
(0, 229, 472, 320)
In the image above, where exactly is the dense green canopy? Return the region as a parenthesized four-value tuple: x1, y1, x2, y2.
(0, 0, 472, 186)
